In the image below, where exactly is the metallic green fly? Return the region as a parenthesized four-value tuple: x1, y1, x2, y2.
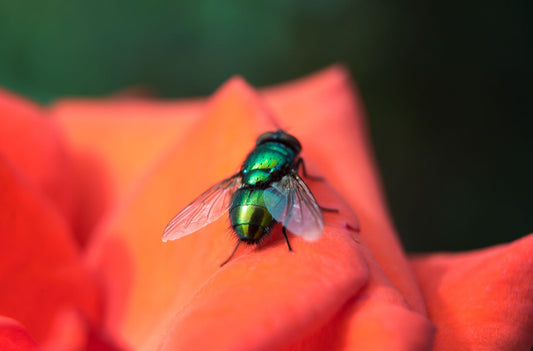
(162, 130, 335, 265)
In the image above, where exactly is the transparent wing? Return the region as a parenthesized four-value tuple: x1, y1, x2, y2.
(263, 171, 324, 241)
(162, 174, 241, 242)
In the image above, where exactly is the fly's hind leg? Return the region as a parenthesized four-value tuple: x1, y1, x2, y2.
(281, 192, 295, 252)
(296, 158, 324, 181)
(320, 206, 339, 213)
(220, 241, 242, 267)
(282, 226, 293, 251)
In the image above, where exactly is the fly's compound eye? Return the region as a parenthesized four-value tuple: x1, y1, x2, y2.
(256, 130, 302, 154)
(279, 133, 302, 154)
(256, 131, 275, 146)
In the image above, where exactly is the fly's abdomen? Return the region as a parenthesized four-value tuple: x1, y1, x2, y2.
(230, 188, 275, 243)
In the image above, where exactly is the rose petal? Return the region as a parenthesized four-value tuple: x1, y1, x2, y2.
(50, 97, 203, 200)
(160, 225, 434, 351)
(283, 241, 434, 351)
(0, 89, 88, 243)
(411, 233, 533, 350)
(0, 154, 101, 344)
(0, 317, 39, 351)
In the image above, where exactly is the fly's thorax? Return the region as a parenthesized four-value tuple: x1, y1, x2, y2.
(241, 142, 297, 186)
(230, 188, 275, 242)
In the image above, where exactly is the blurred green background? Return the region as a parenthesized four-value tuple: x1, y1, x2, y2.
(1, 0, 531, 252)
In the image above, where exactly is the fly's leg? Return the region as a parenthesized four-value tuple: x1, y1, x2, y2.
(296, 158, 324, 181)
(295, 159, 340, 213)
(282, 226, 293, 251)
(220, 241, 242, 267)
(282, 192, 295, 251)
(320, 206, 339, 213)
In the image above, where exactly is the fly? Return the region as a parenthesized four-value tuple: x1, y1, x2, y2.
(162, 130, 336, 265)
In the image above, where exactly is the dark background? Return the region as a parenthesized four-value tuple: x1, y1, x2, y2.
(1, 1, 531, 252)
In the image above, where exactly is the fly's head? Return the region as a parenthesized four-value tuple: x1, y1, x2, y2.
(256, 130, 302, 154)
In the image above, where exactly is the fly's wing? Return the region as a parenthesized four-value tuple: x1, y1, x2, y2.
(263, 170, 324, 241)
(162, 174, 241, 242)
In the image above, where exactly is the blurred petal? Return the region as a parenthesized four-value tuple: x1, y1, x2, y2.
(411, 233, 533, 350)
(0, 89, 85, 242)
(43, 309, 127, 351)
(0, 317, 39, 351)
(50, 97, 203, 199)
(49, 89, 205, 343)
(0, 153, 101, 344)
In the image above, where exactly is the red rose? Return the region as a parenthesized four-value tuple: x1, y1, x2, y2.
(1, 67, 531, 350)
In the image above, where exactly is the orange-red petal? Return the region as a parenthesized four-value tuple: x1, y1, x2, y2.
(50, 97, 203, 200)
(0, 90, 81, 239)
(0, 154, 102, 344)
(0, 89, 108, 247)
(284, 242, 435, 351)
(0, 92, 105, 347)
(411, 233, 533, 350)
(0, 317, 39, 351)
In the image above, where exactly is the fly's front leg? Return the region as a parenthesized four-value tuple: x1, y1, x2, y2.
(295, 159, 339, 213)
(296, 158, 324, 181)
(282, 192, 295, 251)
